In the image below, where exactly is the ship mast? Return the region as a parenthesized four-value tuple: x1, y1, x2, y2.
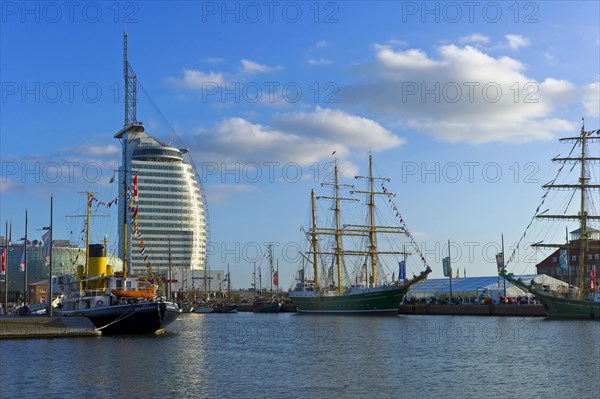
(319, 160, 355, 294)
(308, 153, 410, 292)
(353, 150, 408, 287)
(534, 124, 600, 297)
(578, 127, 587, 296)
(310, 189, 319, 290)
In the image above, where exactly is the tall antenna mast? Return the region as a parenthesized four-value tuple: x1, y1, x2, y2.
(123, 31, 137, 127)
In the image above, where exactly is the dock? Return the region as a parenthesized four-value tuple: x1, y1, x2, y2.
(0, 316, 101, 339)
(398, 304, 547, 317)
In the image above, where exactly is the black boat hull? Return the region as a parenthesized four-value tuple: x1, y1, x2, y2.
(57, 301, 180, 335)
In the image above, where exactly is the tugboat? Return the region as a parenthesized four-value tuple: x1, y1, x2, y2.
(54, 194, 180, 335)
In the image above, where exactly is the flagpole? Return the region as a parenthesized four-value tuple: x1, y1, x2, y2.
(448, 239, 452, 304)
(502, 233, 506, 299)
(3, 220, 7, 313)
(47, 195, 54, 316)
(23, 209, 28, 305)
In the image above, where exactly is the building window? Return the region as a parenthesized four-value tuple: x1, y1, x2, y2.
(552, 257, 558, 263)
(589, 254, 593, 260)
(571, 255, 577, 261)
(595, 254, 600, 260)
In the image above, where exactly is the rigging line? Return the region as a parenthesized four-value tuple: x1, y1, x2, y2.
(505, 138, 580, 269)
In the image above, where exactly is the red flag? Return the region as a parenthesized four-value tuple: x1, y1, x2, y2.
(1, 247, 6, 274)
(133, 175, 138, 199)
(273, 271, 279, 286)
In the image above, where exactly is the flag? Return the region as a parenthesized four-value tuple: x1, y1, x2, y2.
(273, 271, 279, 286)
(464, 268, 466, 278)
(591, 266, 596, 290)
(399, 261, 406, 281)
(251, 272, 256, 288)
(456, 268, 459, 279)
(19, 243, 25, 272)
(133, 175, 138, 199)
(1, 247, 6, 274)
(559, 248, 568, 271)
(42, 229, 51, 266)
(331, 150, 336, 155)
(442, 257, 451, 277)
(109, 175, 115, 183)
(496, 253, 504, 272)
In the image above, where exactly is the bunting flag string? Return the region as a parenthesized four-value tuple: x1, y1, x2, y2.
(504, 141, 576, 270)
(86, 176, 154, 278)
(125, 176, 154, 278)
(380, 182, 430, 271)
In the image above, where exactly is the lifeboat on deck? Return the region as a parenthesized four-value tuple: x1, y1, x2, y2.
(111, 289, 156, 299)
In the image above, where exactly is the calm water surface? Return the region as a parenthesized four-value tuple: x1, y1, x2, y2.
(1, 313, 599, 398)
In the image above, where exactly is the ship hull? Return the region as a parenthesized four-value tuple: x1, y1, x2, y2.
(56, 301, 180, 335)
(253, 303, 282, 313)
(289, 286, 407, 314)
(536, 294, 600, 319)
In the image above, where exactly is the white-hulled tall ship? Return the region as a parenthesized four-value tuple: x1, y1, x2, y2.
(289, 152, 431, 314)
(500, 123, 600, 318)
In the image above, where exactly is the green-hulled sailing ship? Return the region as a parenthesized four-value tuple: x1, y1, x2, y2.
(289, 152, 431, 314)
(500, 124, 600, 319)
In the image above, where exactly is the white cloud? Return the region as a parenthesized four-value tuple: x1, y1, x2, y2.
(459, 34, 490, 44)
(316, 40, 328, 48)
(340, 43, 581, 143)
(240, 59, 283, 74)
(582, 81, 600, 117)
(505, 34, 531, 50)
(62, 144, 120, 157)
(200, 57, 225, 64)
(375, 45, 439, 69)
(308, 58, 332, 66)
(204, 183, 258, 203)
(191, 108, 404, 169)
(168, 69, 225, 88)
(0, 179, 14, 193)
(272, 107, 404, 151)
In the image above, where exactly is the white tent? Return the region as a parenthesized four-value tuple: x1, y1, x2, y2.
(407, 274, 571, 303)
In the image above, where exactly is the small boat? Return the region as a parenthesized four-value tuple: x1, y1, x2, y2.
(212, 301, 238, 313)
(253, 297, 282, 313)
(193, 304, 214, 313)
(111, 288, 156, 298)
(53, 193, 180, 335)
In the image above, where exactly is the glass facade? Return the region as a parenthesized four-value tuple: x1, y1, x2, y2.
(117, 128, 207, 276)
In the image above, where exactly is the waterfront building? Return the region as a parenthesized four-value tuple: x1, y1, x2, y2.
(535, 228, 600, 287)
(113, 32, 208, 278)
(114, 126, 208, 277)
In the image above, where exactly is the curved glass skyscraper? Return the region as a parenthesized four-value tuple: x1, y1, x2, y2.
(115, 126, 207, 276)
(113, 32, 207, 278)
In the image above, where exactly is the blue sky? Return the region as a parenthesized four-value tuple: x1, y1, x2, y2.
(1, 1, 599, 287)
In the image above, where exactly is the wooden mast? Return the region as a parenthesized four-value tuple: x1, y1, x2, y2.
(334, 161, 343, 294)
(578, 126, 588, 297)
(310, 189, 319, 290)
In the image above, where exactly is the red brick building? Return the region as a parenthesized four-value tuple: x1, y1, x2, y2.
(535, 228, 600, 288)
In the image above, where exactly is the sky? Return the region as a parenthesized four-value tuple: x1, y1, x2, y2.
(1, 1, 599, 288)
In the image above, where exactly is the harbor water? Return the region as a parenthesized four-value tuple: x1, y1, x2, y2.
(1, 313, 599, 398)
